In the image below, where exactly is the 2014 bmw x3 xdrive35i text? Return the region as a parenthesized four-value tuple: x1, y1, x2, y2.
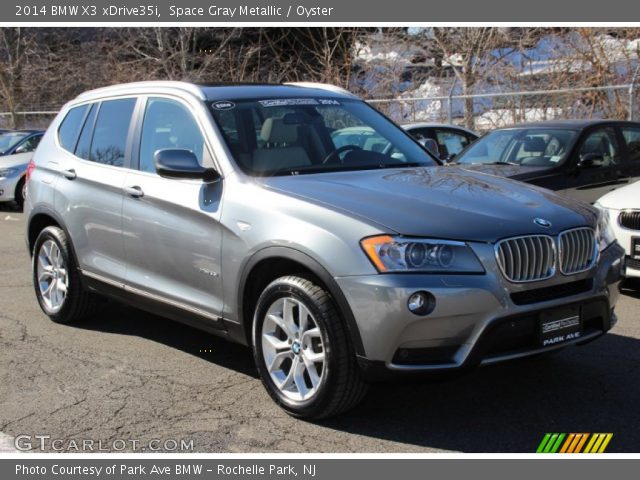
(25, 82, 625, 418)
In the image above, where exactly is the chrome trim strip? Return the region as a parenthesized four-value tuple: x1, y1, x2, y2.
(81, 269, 221, 321)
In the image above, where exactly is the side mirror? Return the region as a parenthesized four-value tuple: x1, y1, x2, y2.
(578, 153, 604, 169)
(154, 149, 221, 183)
(15, 144, 29, 154)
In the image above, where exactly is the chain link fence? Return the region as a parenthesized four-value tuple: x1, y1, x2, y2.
(0, 110, 58, 130)
(368, 83, 640, 132)
(2, 81, 640, 132)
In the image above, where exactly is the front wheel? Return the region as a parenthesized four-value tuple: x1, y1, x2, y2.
(252, 275, 368, 419)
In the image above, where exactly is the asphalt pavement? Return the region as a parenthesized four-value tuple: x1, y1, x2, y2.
(1, 205, 639, 453)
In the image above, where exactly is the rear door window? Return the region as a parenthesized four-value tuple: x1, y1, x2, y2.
(89, 98, 136, 167)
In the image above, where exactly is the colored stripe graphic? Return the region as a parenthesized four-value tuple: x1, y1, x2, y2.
(537, 433, 613, 453)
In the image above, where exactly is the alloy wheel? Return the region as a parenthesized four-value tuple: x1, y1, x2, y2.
(36, 239, 69, 313)
(261, 296, 326, 401)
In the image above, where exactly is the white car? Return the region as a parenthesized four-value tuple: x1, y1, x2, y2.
(596, 181, 640, 278)
(0, 130, 43, 207)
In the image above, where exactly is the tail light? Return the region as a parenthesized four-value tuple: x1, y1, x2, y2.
(25, 159, 36, 184)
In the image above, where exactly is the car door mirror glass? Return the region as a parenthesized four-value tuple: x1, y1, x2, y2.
(155, 149, 221, 183)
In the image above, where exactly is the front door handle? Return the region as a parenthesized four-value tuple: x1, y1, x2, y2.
(124, 185, 144, 198)
(62, 169, 77, 180)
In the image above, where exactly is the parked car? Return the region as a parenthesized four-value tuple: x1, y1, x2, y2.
(0, 130, 44, 207)
(25, 82, 624, 418)
(453, 120, 640, 204)
(403, 123, 479, 161)
(595, 180, 640, 278)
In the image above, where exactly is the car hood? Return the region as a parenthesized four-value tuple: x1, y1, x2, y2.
(596, 180, 640, 209)
(453, 163, 549, 179)
(0, 152, 31, 169)
(259, 166, 596, 242)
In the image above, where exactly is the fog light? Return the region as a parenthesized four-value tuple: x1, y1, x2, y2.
(407, 291, 435, 316)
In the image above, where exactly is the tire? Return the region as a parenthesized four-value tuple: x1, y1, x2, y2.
(14, 177, 25, 209)
(32, 226, 100, 324)
(252, 275, 368, 419)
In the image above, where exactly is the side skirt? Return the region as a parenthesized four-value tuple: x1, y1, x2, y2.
(81, 270, 230, 339)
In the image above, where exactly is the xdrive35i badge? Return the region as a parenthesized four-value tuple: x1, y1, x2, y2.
(534, 218, 552, 228)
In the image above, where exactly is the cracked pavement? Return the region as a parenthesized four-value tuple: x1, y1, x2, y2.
(1, 207, 640, 453)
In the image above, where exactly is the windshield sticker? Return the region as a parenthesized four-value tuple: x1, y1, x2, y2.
(259, 98, 320, 107)
(212, 101, 236, 110)
(549, 155, 563, 163)
(318, 99, 341, 105)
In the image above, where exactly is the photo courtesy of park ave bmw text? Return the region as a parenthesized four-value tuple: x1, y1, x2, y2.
(1, 0, 640, 478)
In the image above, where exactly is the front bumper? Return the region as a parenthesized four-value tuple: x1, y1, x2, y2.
(336, 241, 624, 379)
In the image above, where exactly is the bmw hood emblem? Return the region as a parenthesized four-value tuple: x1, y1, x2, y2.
(534, 218, 552, 228)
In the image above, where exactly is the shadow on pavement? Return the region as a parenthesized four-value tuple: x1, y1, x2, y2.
(71, 290, 640, 453)
(0, 202, 21, 212)
(322, 330, 640, 452)
(74, 302, 258, 378)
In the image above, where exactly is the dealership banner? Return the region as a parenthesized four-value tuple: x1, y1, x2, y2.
(3, 0, 640, 22)
(2, 459, 640, 479)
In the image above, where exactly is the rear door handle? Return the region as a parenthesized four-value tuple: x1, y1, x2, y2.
(62, 169, 77, 180)
(124, 185, 144, 198)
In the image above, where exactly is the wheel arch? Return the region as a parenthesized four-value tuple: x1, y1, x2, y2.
(236, 246, 365, 357)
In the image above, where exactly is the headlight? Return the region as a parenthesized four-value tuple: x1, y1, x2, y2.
(594, 202, 616, 251)
(0, 168, 17, 178)
(360, 235, 485, 273)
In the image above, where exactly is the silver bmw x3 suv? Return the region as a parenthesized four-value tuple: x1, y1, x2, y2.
(25, 81, 624, 418)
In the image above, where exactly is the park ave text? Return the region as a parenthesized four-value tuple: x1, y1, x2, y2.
(15, 4, 335, 19)
(16, 463, 318, 477)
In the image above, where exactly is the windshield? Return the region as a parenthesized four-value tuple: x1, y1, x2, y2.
(209, 97, 436, 176)
(455, 128, 578, 167)
(0, 132, 29, 154)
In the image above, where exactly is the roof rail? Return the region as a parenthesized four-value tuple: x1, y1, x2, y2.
(75, 81, 206, 101)
(283, 82, 357, 98)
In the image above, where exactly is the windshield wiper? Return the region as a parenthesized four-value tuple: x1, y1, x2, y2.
(483, 161, 519, 166)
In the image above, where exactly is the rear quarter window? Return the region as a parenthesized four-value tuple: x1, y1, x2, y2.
(57, 105, 89, 152)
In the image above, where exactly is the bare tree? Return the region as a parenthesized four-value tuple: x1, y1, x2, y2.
(114, 27, 243, 81)
(430, 28, 527, 129)
(0, 28, 35, 128)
